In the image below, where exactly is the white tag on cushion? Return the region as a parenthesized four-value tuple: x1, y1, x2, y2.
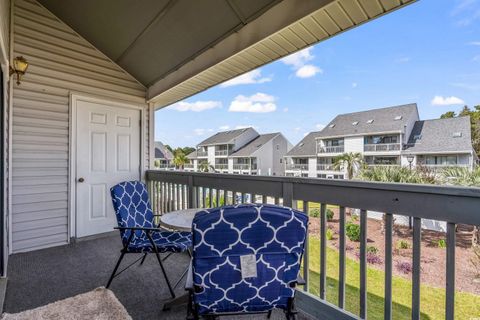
(240, 254, 257, 279)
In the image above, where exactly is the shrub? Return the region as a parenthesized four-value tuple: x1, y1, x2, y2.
(326, 209, 334, 221)
(355, 251, 382, 265)
(471, 246, 480, 280)
(396, 240, 411, 250)
(436, 239, 447, 248)
(346, 223, 361, 242)
(367, 245, 379, 254)
(396, 261, 413, 274)
(309, 208, 320, 218)
(326, 229, 334, 241)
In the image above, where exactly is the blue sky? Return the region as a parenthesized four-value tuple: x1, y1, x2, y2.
(155, 0, 480, 148)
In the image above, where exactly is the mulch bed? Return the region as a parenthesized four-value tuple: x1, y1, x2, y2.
(308, 209, 480, 295)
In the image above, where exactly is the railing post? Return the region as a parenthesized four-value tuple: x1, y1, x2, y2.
(282, 182, 293, 207)
(188, 175, 194, 209)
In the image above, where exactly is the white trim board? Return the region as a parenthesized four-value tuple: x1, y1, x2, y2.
(68, 93, 146, 239)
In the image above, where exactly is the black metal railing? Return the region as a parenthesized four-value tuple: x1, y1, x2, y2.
(145, 170, 480, 320)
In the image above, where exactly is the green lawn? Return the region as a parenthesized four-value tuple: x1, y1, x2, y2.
(303, 237, 480, 320)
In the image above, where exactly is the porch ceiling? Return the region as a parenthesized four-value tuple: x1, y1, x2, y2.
(37, 0, 416, 109)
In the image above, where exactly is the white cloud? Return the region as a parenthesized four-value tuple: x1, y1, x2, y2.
(281, 47, 322, 78)
(431, 95, 465, 106)
(193, 128, 214, 136)
(228, 93, 277, 113)
(395, 57, 411, 63)
(316, 124, 326, 130)
(282, 48, 314, 68)
(452, 0, 480, 26)
(352, 82, 358, 88)
(220, 69, 272, 87)
(296, 65, 322, 78)
(219, 125, 230, 130)
(468, 41, 480, 45)
(170, 100, 222, 112)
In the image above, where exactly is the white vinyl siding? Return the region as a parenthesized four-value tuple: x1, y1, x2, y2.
(11, 0, 148, 253)
(344, 136, 363, 153)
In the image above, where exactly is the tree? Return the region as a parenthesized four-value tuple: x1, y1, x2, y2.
(441, 166, 480, 246)
(333, 152, 363, 179)
(173, 149, 187, 169)
(440, 111, 456, 119)
(198, 161, 213, 173)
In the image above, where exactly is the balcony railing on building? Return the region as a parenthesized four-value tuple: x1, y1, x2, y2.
(197, 150, 208, 157)
(214, 163, 228, 170)
(146, 170, 479, 320)
(233, 163, 257, 170)
(183, 164, 195, 169)
(364, 143, 401, 152)
(286, 163, 309, 171)
(317, 164, 336, 171)
(318, 146, 345, 153)
(215, 149, 230, 156)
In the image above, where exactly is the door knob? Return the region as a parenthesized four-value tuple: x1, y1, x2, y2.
(78, 177, 85, 183)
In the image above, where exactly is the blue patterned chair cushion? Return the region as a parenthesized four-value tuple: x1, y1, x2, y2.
(191, 204, 308, 315)
(110, 181, 191, 252)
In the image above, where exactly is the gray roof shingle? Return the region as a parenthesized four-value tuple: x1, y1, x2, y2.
(186, 150, 197, 159)
(154, 141, 174, 160)
(404, 116, 473, 153)
(197, 128, 256, 146)
(316, 103, 418, 138)
(230, 133, 280, 157)
(286, 131, 322, 157)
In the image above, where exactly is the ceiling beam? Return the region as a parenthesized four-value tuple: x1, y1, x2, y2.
(147, 0, 335, 102)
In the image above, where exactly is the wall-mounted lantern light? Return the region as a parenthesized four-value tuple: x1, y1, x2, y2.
(9, 56, 29, 85)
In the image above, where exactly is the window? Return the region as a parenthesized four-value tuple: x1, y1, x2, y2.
(352, 121, 359, 126)
(276, 144, 279, 150)
(426, 155, 457, 165)
(325, 139, 344, 147)
(367, 119, 374, 124)
(453, 132, 462, 138)
(280, 159, 282, 163)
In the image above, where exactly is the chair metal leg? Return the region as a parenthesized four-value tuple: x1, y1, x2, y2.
(154, 250, 176, 298)
(172, 263, 189, 289)
(139, 253, 147, 265)
(106, 251, 126, 288)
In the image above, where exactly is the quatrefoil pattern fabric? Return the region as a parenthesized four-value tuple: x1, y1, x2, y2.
(192, 204, 308, 315)
(110, 181, 191, 253)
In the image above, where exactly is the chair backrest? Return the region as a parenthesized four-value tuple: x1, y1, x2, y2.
(110, 181, 154, 244)
(191, 204, 308, 315)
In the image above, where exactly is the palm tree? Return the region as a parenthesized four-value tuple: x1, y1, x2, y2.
(441, 166, 480, 246)
(198, 161, 213, 173)
(333, 152, 363, 179)
(173, 149, 187, 169)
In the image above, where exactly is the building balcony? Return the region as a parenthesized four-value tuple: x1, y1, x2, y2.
(318, 146, 344, 153)
(215, 149, 230, 156)
(197, 150, 208, 157)
(214, 164, 228, 170)
(143, 170, 479, 320)
(364, 143, 401, 152)
(233, 164, 257, 170)
(316, 164, 337, 171)
(285, 164, 309, 171)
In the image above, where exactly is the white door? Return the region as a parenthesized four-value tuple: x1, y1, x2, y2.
(75, 99, 141, 237)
